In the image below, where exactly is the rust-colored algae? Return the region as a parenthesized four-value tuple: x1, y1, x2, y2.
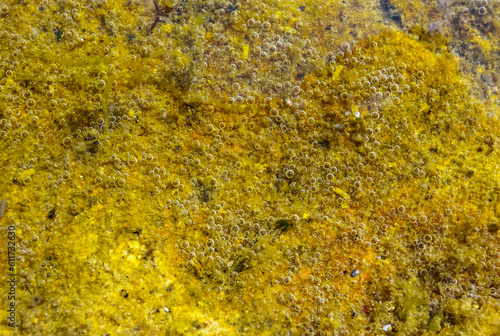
(0, 0, 499, 335)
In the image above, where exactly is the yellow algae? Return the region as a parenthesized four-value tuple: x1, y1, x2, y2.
(101, 72, 116, 131)
(0, 0, 499, 335)
(331, 64, 344, 80)
(333, 187, 350, 201)
(242, 44, 250, 60)
(36, 51, 116, 68)
(472, 33, 493, 55)
(18, 169, 35, 180)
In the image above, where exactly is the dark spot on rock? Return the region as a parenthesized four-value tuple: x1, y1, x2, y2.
(233, 258, 249, 273)
(84, 134, 96, 141)
(443, 311, 457, 326)
(87, 140, 100, 154)
(319, 139, 330, 149)
(55, 27, 63, 42)
(275, 219, 293, 232)
(296, 73, 306, 80)
(200, 189, 210, 203)
(379, 0, 402, 27)
(488, 223, 498, 233)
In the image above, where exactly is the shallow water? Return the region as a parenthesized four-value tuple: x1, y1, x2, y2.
(0, 0, 499, 335)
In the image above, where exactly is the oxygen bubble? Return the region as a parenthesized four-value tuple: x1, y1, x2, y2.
(95, 80, 106, 90)
(23, 176, 32, 185)
(26, 98, 36, 108)
(285, 169, 294, 179)
(140, 46, 150, 57)
(63, 137, 72, 147)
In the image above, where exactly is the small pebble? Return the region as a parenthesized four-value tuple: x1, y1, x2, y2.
(350, 269, 360, 277)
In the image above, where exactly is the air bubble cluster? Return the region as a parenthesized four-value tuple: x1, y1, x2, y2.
(0, 0, 498, 335)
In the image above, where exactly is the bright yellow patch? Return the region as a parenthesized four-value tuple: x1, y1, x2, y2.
(242, 44, 249, 59)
